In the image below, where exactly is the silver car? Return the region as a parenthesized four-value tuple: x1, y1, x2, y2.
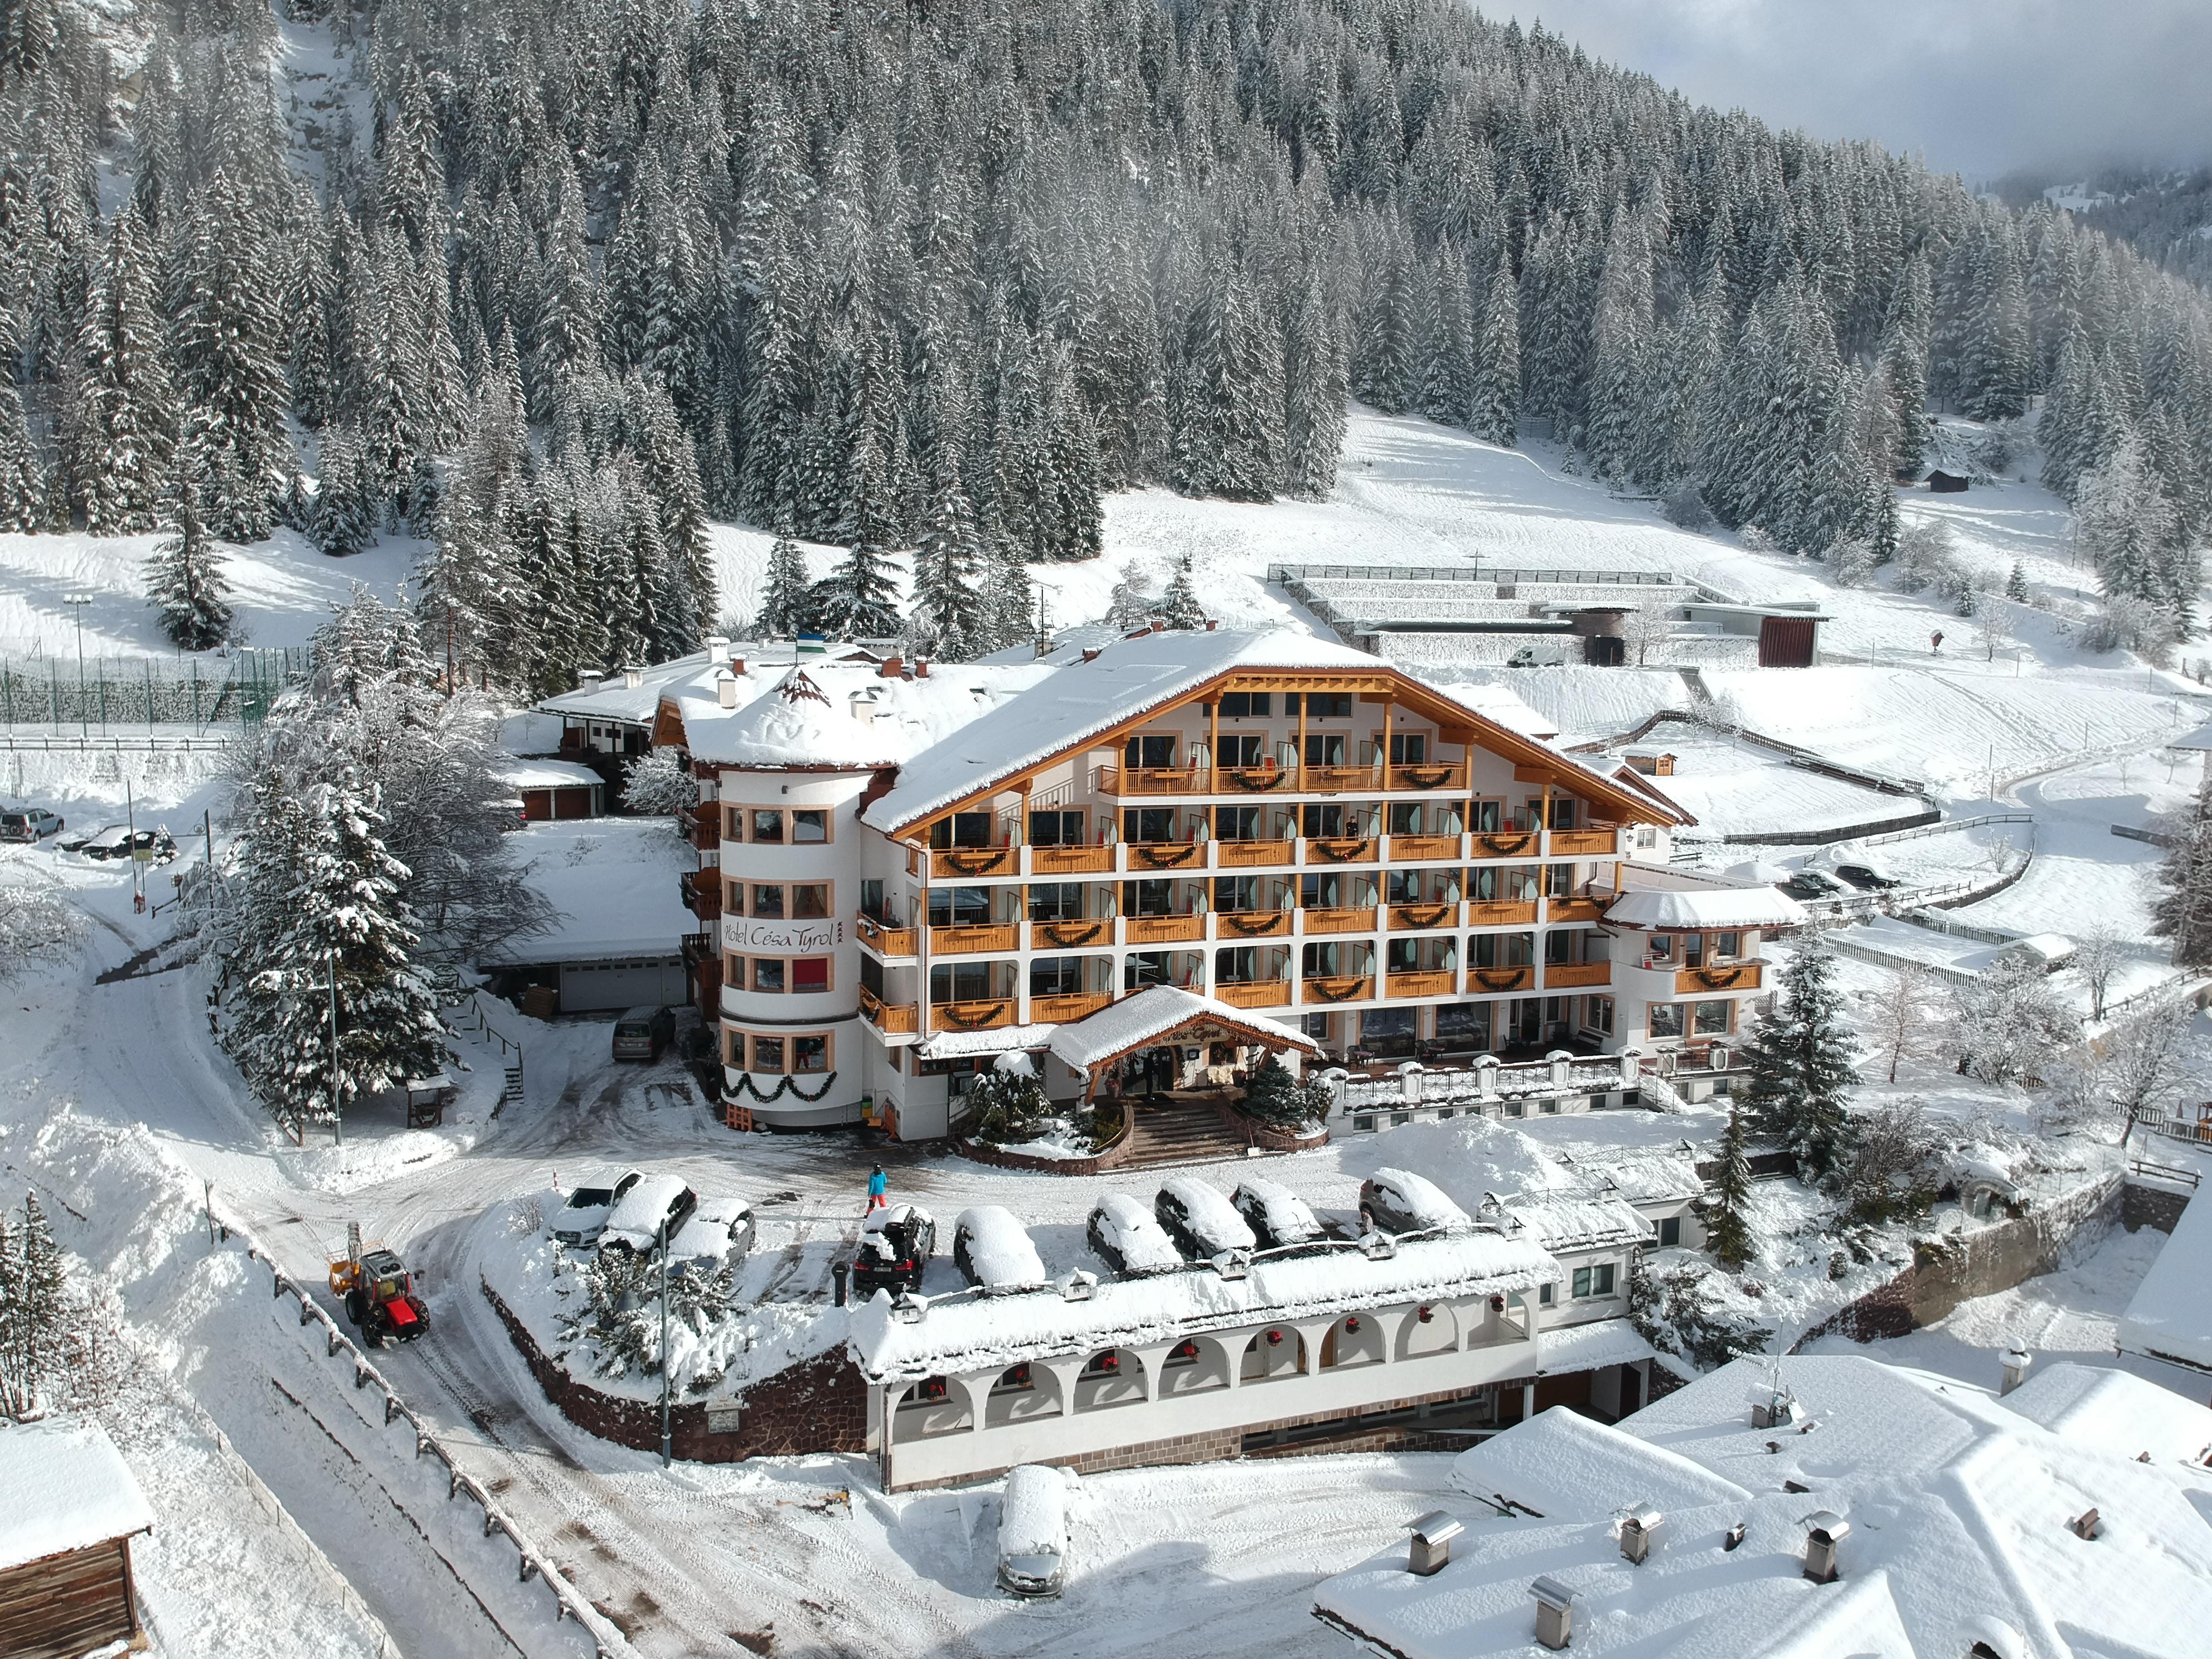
(552, 1170, 642, 1247)
(996, 1464, 1070, 1598)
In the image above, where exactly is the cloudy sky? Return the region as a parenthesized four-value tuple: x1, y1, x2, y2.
(1508, 2, 2212, 182)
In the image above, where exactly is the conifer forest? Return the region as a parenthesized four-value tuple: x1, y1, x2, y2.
(4, 0, 2211, 684)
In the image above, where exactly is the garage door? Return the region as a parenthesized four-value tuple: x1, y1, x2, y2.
(1758, 615, 1815, 667)
(559, 958, 688, 1012)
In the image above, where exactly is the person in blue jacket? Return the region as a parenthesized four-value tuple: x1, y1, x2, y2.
(866, 1165, 889, 1213)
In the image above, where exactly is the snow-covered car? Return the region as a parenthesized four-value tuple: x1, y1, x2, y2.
(854, 1202, 935, 1298)
(1782, 869, 1848, 900)
(553, 1170, 643, 1246)
(65, 823, 132, 858)
(1153, 1177, 1256, 1261)
(669, 1198, 754, 1267)
(0, 807, 62, 843)
(952, 1206, 1047, 1294)
(1830, 852, 1899, 890)
(1359, 1168, 1470, 1237)
(1086, 1193, 1182, 1277)
(996, 1464, 1071, 1599)
(1231, 1177, 1323, 1250)
(599, 1174, 699, 1254)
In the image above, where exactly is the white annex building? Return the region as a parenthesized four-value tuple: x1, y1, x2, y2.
(541, 625, 1805, 1135)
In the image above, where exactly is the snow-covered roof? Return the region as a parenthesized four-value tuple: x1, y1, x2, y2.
(1044, 986, 1321, 1072)
(1418, 677, 1560, 741)
(1603, 884, 1808, 931)
(0, 1418, 154, 1571)
(1316, 1355, 2212, 1659)
(2118, 1181, 2212, 1372)
(2170, 715, 2212, 753)
(535, 641, 875, 726)
(1532, 1315, 1661, 1376)
(479, 818, 696, 964)
(666, 658, 1056, 771)
(848, 1231, 1561, 1379)
(490, 757, 604, 790)
(1502, 1196, 1653, 1253)
(1582, 1152, 1706, 1207)
(918, 1023, 1059, 1061)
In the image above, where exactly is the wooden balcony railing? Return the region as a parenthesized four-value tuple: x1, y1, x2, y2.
(932, 845, 1015, 879)
(1464, 899, 1539, 927)
(930, 997, 1015, 1030)
(1127, 841, 1204, 871)
(1214, 980, 1293, 1008)
(856, 913, 918, 957)
(930, 923, 1017, 956)
(1550, 826, 1619, 857)
(1030, 993, 1112, 1023)
(858, 987, 918, 1034)
(1388, 901, 1456, 932)
(1097, 764, 1201, 796)
(1385, 969, 1456, 998)
(1302, 906, 1375, 934)
(1544, 961, 1612, 989)
(678, 871, 722, 921)
(1471, 831, 1540, 859)
(1678, 962, 1763, 995)
(1386, 761, 1467, 792)
(1217, 838, 1293, 868)
(1389, 834, 1460, 861)
(1031, 844, 1112, 875)
(1301, 765, 1375, 794)
(1467, 964, 1535, 993)
(1030, 918, 1110, 951)
(1546, 896, 1607, 924)
(1126, 914, 1204, 945)
(1305, 836, 1377, 865)
(1301, 973, 1373, 1004)
(1219, 764, 1294, 794)
(1213, 909, 1290, 939)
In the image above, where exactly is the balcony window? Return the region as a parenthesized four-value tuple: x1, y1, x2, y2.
(1694, 1000, 1733, 1035)
(1219, 692, 1272, 717)
(1124, 952, 1172, 991)
(1215, 806, 1264, 841)
(1470, 799, 1504, 832)
(1215, 947, 1262, 984)
(1545, 862, 1576, 896)
(1027, 883, 1084, 920)
(1124, 734, 1177, 769)
(1028, 809, 1085, 846)
(1217, 733, 1267, 767)
(1122, 879, 1179, 918)
(931, 962, 997, 1003)
(1031, 957, 1085, 996)
(860, 879, 886, 921)
(1388, 733, 1428, 764)
(1123, 807, 1177, 843)
(1387, 802, 1424, 836)
(1466, 865, 1500, 901)
(927, 886, 991, 925)
(929, 812, 992, 849)
(1301, 733, 1348, 767)
(1502, 866, 1542, 903)
(1646, 934, 1674, 964)
(1717, 930, 1742, 960)
(1649, 1002, 1685, 1039)
(1472, 932, 1534, 968)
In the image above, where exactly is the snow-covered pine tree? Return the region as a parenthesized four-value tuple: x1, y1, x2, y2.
(1584, 212, 1653, 482)
(1742, 937, 1860, 1187)
(171, 171, 290, 541)
(1694, 1101, 1756, 1267)
(1281, 262, 1347, 499)
(0, 1192, 66, 1420)
(2075, 435, 2180, 614)
(1154, 555, 1207, 629)
(910, 464, 987, 660)
(147, 486, 232, 649)
(307, 425, 378, 557)
(2005, 560, 2029, 603)
(0, 388, 43, 531)
(985, 541, 1037, 654)
(758, 535, 817, 637)
(817, 442, 905, 639)
(72, 200, 176, 534)
(2151, 773, 2212, 968)
(1467, 259, 1521, 447)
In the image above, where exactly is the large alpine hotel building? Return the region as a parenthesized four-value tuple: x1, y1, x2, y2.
(545, 624, 1797, 1136)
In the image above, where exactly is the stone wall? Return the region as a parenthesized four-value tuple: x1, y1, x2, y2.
(481, 1278, 867, 1464)
(1792, 1173, 2122, 1348)
(2123, 1181, 2192, 1235)
(953, 1132, 1134, 1177)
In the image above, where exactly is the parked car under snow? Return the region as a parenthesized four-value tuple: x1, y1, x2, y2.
(554, 1170, 643, 1247)
(953, 1206, 1047, 1294)
(599, 1174, 699, 1254)
(1231, 1177, 1324, 1250)
(1153, 1177, 1256, 1261)
(1359, 1167, 1470, 1236)
(1086, 1194, 1182, 1277)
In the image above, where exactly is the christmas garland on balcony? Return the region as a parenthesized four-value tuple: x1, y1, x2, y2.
(1395, 766, 1453, 789)
(729, 1069, 840, 1103)
(1306, 977, 1371, 1003)
(1226, 768, 1288, 791)
(1474, 967, 1529, 991)
(1693, 964, 1747, 988)
(1220, 910, 1285, 938)
(1134, 843, 1200, 869)
(1394, 904, 1451, 929)
(1039, 920, 1107, 948)
(1475, 833, 1536, 856)
(1309, 837, 1371, 863)
(938, 847, 1011, 876)
(938, 1001, 1012, 1029)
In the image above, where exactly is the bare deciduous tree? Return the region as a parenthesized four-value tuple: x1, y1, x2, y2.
(1862, 963, 1933, 1083)
(2106, 994, 2194, 1144)
(2074, 922, 2124, 1023)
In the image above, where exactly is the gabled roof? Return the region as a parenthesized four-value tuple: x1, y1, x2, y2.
(0, 1418, 154, 1572)
(1044, 986, 1321, 1073)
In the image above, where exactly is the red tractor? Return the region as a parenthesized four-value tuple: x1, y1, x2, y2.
(329, 1245, 430, 1348)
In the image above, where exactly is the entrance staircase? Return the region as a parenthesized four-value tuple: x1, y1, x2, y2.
(1119, 1093, 1259, 1170)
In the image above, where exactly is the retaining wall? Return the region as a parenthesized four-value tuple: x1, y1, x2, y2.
(2123, 1181, 2192, 1235)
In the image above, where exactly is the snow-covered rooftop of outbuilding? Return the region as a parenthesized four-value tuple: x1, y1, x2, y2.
(0, 1417, 155, 1571)
(1603, 884, 1808, 930)
(2117, 1178, 2212, 1372)
(1502, 1196, 1653, 1253)
(847, 1230, 1561, 1380)
(1044, 985, 1321, 1071)
(489, 756, 603, 790)
(1315, 1354, 2212, 1659)
(668, 658, 1056, 770)
(480, 817, 696, 964)
(535, 641, 876, 725)
(2170, 715, 2212, 753)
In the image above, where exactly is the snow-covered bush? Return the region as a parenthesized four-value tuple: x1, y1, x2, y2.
(0, 858, 79, 984)
(1239, 1054, 1331, 1129)
(557, 1243, 739, 1391)
(1628, 1264, 1773, 1371)
(1943, 959, 2073, 1085)
(969, 1051, 1050, 1144)
(1837, 1098, 1939, 1227)
(1828, 537, 1878, 588)
(622, 746, 696, 816)
(2080, 594, 2177, 662)
(1890, 520, 1959, 595)
(1661, 481, 1714, 531)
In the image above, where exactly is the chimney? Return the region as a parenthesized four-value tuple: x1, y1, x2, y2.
(704, 634, 729, 658)
(716, 670, 738, 710)
(730, 654, 746, 677)
(1618, 1503, 1663, 1565)
(623, 663, 644, 689)
(1205, 618, 1218, 631)
(578, 669, 604, 691)
(2000, 1348, 2032, 1396)
(1530, 1577, 1577, 1650)
(2068, 1507, 2102, 1540)
(849, 691, 877, 726)
(1407, 1512, 1463, 1576)
(1801, 1512, 1850, 1584)
(879, 655, 904, 679)
(915, 658, 931, 679)
(1149, 619, 1165, 633)
(1081, 648, 1102, 663)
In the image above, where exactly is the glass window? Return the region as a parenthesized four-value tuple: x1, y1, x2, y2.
(751, 884, 785, 918)
(1537, 1281, 1554, 1304)
(725, 880, 745, 915)
(1544, 930, 1573, 964)
(1594, 1264, 1616, 1295)
(860, 879, 885, 921)
(1545, 862, 1575, 896)
(1572, 1267, 1592, 1298)
(1217, 733, 1268, 768)
(1028, 809, 1085, 846)
(1219, 692, 1272, 717)
(1503, 866, 1542, 901)
(1301, 732, 1348, 767)
(752, 958, 785, 993)
(1647, 934, 1673, 963)
(793, 884, 830, 919)
(1470, 799, 1503, 832)
(1718, 931, 1742, 958)
(1649, 1002, 1684, 1038)
(928, 886, 991, 925)
(1124, 807, 1177, 842)
(751, 1036, 784, 1073)
(792, 809, 828, 843)
(1549, 797, 1576, 830)
(1031, 957, 1084, 995)
(1388, 733, 1427, 764)
(792, 957, 830, 993)
(1388, 802, 1423, 836)
(1695, 1000, 1733, 1035)
(1658, 1216, 1682, 1247)
(1215, 805, 1263, 840)
(1124, 734, 1177, 768)
(750, 809, 783, 843)
(793, 1035, 829, 1072)
(1586, 995, 1614, 1035)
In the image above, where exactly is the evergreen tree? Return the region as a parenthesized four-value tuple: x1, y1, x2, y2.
(758, 535, 817, 637)
(1155, 555, 1207, 629)
(2076, 435, 2180, 614)
(1468, 261, 1521, 447)
(1694, 1102, 1756, 1268)
(1742, 938, 1861, 1187)
(2151, 774, 2212, 968)
(2005, 560, 2029, 603)
(817, 444, 904, 639)
(910, 465, 988, 659)
(72, 202, 176, 533)
(0, 389, 43, 531)
(1282, 263, 1347, 499)
(0, 1192, 66, 1421)
(171, 172, 291, 541)
(147, 487, 232, 649)
(984, 542, 1038, 654)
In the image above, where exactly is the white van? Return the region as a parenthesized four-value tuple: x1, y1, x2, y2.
(996, 1464, 1071, 1598)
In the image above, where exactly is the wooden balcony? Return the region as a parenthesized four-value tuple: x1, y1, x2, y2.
(678, 871, 721, 921)
(930, 997, 1015, 1031)
(1389, 834, 1460, 862)
(1550, 826, 1619, 857)
(856, 913, 918, 958)
(1213, 909, 1290, 939)
(1217, 838, 1293, 868)
(1471, 831, 1540, 859)
(1126, 840, 1204, 871)
(1031, 993, 1112, 1023)
(930, 923, 1017, 956)
(1678, 962, 1763, 995)
(1547, 896, 1607, 924)
(1030, 918, 1110, 951)
(1301, 973, 1373, 1005)
(1385, 969, 1456, 998)
(1031, 843, 1112, 875)
(932, 845, 1016, 880)
(1301, 765, 1375, 794)
(1303, 907, 1375, 934)
(1464, 900, 1539, 927)
(858, 988, 918, 1034)
(1218, 764, 1294, 794)
(1387, 901, 1457, 932)
(1386, 761, 1467, 792)
(1467, 964, 1535, 993)
(1097, 764, 1201, 796)
(1305, 836, 1377, 865)
(1215, 979, 1293, 1009)
(1126, 913, 1205, 945)
(1544, 961, 1612, 989)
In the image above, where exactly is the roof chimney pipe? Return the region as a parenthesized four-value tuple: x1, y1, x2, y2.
(716, 670, 738, 710)
(1530, 1577, 1576, 1650)
(1407, 1511, 1463, 1576)
(915, 658, 932, 679)
(879, 655, 903, 679)
(1801, 1512, 1850, 1584)
(623, 663, 644, 689)
(1618, 1503, 1663, 1565)
(730, 654, 746, 677)
(2000, 1348, 2031, 1396)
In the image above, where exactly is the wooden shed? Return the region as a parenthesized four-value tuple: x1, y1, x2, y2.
(492, 758, 606, 822)
(0, 1418, 156, 1658)
(1926, 469, 1970, 493)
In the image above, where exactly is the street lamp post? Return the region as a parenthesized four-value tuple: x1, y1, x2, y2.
(658, 1213, 672, 1468)
(61, 593, 93, 737)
